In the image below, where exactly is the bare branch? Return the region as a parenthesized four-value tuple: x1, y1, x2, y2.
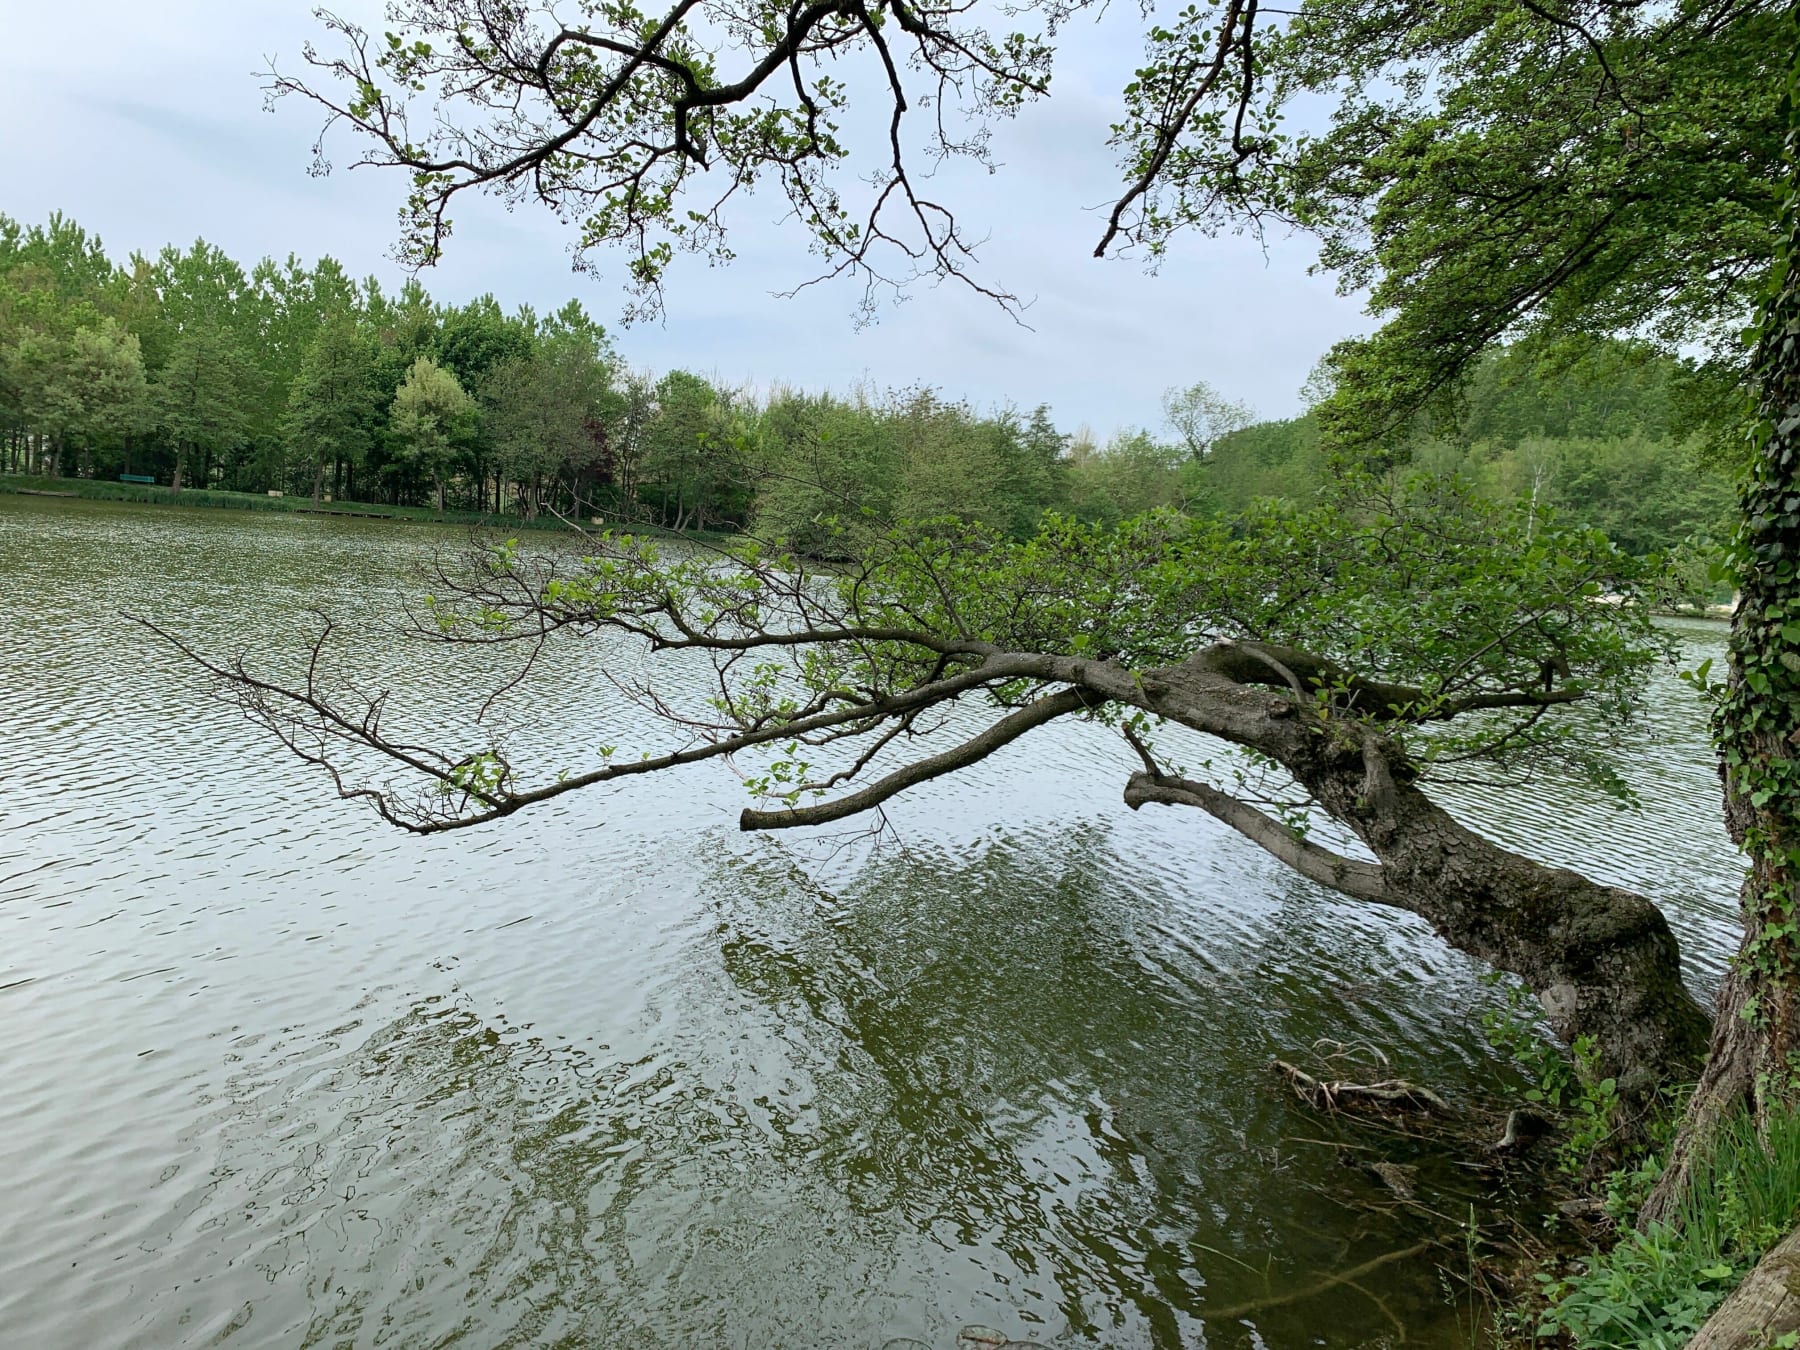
(128, 608, 1043, 833)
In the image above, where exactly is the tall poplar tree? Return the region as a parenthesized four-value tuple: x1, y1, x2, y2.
(390, 355, 474, 513)
(153, 324, 257, 492)
(284, 317, 379, 504)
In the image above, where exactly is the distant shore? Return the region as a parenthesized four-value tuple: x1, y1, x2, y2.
(0, 473, 577, 530)
(0, 474, 731, 542)
(0, 478, 1745, 622)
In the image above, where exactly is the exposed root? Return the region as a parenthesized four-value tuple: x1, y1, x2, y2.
(1274, 1059, 1454, 1115)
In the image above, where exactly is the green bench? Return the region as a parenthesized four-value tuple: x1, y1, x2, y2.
(118, 474, 157, 484)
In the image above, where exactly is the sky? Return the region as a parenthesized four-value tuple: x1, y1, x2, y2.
(0, 1, 1374, 440)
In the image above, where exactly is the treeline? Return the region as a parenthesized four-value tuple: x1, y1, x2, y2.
(753, 342, 1735, 567)
(0, 211, 1735, 563)
(1195, 343, 1736, 559)
(0, 212, 629, 519)
(0, 212, 1073, 532)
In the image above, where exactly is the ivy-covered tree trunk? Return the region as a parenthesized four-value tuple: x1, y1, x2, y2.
(1643, 42, 1800, 1226)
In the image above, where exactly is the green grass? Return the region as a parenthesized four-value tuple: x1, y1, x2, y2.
(1529, 1106, 1800, 1348)
(1654, 1107, 1800, 1259)
(5, 472, 304, 511)
(0, 471, 572, 526)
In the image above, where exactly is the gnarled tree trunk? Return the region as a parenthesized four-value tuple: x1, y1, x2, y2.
(1116, 647, 1711, 1117)
(739, 641, 1713, 1111)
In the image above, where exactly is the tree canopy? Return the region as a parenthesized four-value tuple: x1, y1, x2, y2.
(271, 0, 1784, 434)
(390, 355, 477, 512)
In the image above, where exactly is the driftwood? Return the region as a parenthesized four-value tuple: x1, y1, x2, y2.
(1684, 1225, 1800, 1350)
(1274, 1059, 1453, 1114)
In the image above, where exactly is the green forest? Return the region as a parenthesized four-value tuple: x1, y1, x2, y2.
(0, 209, 1733, 585)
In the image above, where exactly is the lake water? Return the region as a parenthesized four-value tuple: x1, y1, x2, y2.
(0, 494, 1746, 1348)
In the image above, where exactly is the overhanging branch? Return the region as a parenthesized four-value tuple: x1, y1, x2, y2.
(128, 610, 1042, 833)
(741, 685, 1095, 830)
(1192, 641, 1581, 721)
(1124, 769, 1395, 907)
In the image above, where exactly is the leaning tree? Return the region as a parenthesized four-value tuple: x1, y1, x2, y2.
(240, 0, 1795, 1173)
(142, 477, 1711, 1122)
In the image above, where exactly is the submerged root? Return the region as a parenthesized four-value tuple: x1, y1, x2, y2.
(1265, 1043, 1600, 1337)
(1201, 1242, 1434, 1321)
(1274, 1058, 1454, 1116)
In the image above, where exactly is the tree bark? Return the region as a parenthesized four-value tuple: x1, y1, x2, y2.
(1683, 1223, 1800, 1350)
(1642, 59, 1800, 1224)
(1119, 653, 1710, 1117)
(171, 443, 187, 492)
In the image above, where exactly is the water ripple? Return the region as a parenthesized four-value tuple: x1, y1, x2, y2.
(0, 496, 1742, 1349)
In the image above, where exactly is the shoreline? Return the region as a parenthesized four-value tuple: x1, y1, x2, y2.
(0, 474, 732, 543)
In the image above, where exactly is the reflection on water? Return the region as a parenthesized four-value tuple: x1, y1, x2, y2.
(0, 496, 1745, 1348)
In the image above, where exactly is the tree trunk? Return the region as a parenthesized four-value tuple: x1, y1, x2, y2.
(1101, 647, 1711, 1123)
(757, 642, 1713, 1116)
(1682, 1221, 1800, 1349)
(1642, 79, 1800, 1224)
(312, 462, 326, 507)
(1640, 735, 1781, 1225)
(172, 444, 187, 493)
(748, 641, 1713, 1114)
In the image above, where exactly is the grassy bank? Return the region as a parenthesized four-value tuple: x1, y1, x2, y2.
(0, 474, 737, 543)
(1501, 1106, 1800, 1347)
